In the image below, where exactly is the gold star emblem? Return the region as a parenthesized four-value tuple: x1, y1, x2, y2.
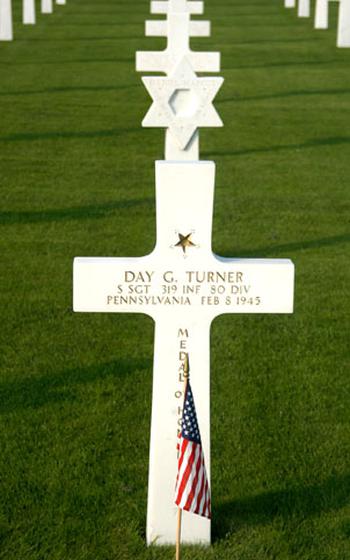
(175, 233, 196, 254)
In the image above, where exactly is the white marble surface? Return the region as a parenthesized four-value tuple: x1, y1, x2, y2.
(23, 0, 35, 24)
(315, 0, 330, 28)
(298, 0, 310, 17)
(142, 57, 223, 151)
(338, 0, 350, 46)
(151, 0, 204, 15)
(41, 0, 53, 14)
(136, 12, 220, 74)
(0, 0, 13, 41)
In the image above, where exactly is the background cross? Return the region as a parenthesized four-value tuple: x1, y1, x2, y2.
(136, 12, 220, 74)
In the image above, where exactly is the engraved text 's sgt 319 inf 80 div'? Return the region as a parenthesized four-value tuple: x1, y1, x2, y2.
(73, 0, 295, 547)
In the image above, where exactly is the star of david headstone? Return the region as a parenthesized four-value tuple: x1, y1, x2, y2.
(142, 57, 223, 150)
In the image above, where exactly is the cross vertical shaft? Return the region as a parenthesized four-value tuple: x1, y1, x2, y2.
(146, 161, 214, 543)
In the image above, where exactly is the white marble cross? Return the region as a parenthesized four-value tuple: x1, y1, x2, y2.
(337, 0, 350, 46)
(73, 0, 295, 547)
(23, 0, 35, 25)
(314, 0, 350, 47)
(315, 0, 333, 28)
(298, 0, 310, 18)
(41, 0, 53, 15)
(0, 0, 13, 41)
(151, 0, 204, 14)
(74, 162, 295, 545)
(284, 0, 296, 7)
(136, 12, 220, 74)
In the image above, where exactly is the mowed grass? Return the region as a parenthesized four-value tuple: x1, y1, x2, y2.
(0, 0, 349, 558)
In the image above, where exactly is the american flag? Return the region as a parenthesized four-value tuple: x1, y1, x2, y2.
(175, 381, 211, 518)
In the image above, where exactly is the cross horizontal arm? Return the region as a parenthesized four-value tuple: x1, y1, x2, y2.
(146, 20, 210, 37)
(151, 0, 204, 14)
(136, 51, 220, 73)
(74, 163, 294, 320)
(73, 256, 294, 319)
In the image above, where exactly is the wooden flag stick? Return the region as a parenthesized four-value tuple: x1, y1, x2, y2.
(176, 507, 182, 560)
(175, 353, 190, 560)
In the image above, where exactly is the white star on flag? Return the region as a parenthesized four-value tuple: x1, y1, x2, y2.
(142, 57, 223, 150)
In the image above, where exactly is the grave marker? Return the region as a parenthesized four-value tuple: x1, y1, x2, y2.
(41, 0, 53, 14)
(284, 0, 296, 8)
(298, 0, 310, 18)
(73, 0, 295, 546)
(315, 0, 341, 30)
(136, 10, 220, 74)
(314, 0, 350, 47)
(337, 0, 350, 46)
(315, 0, 331, 28)
(0, 0, 13, 41)
(23, 0, 35, 25)
(151, 0, 204, 14)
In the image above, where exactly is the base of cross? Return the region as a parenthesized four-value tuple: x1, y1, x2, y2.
(73, 160, 294, 546)
(147, 318, 211, 546)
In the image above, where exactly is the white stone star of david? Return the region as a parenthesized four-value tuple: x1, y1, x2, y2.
(142, 57, 223, 150)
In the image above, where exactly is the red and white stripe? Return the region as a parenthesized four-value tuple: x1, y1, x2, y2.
(175, 437, 211, 518)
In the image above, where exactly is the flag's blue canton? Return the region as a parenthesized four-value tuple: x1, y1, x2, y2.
(181, 383, 201, 444)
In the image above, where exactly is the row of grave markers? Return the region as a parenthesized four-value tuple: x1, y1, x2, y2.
(284, 0, 350, 47)
(0, 0, 66, 41)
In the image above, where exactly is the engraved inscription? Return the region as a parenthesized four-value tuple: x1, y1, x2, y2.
(175, 329, 189, 443)
(106, 269, 262, 308)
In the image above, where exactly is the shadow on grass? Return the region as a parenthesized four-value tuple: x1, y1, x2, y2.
(224, 0, 291, 7)
(0, 358, 151, 414)
(0, 84, 139, 96)
(222, 59, 342, 70)
(218, 233, 350, 258)
(0, 127, 141, 143)
(224, 37, 322, 45)
(218, 87, 350, 104)
(13, 35, 143, 42)
(63, 22, 147, 28)
(213, 474, 350, 541)
(0, 198, 154, 226)
(203, 136, 350, 159)
(0, 58, 134, 66)
(63, 9, 143, 15)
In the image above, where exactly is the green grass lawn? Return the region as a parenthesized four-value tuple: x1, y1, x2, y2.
(0, 0, 349, 558)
